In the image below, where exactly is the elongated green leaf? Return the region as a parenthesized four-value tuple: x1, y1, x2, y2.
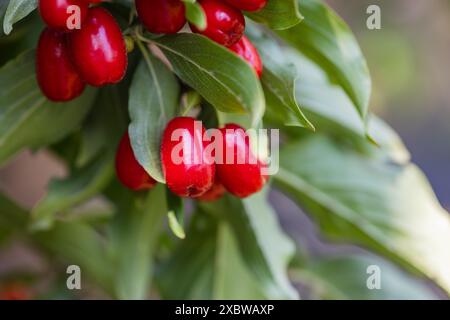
(247, 0, 303, 30)
(29, 84, 126, 231)
(275, 135, 450, 295)
(153, 33, 265, 127)
(260, 41, 408, 163)
(291, 48, 366, 136)
(0, 192, 27, 242)
(77, 86, 128, 167)
(166, 189, 186, 239)
(180, 90, 202, 115)
(34, 220, 115, 295)
(0, 1, 9, 35)
(0, 194, 114, 293)
(254, 29, 366, 137)
(277, 0, 371, 119)
(293, 254, 437, 300)
(109, 185, 167, 300)
(30, 154, 114, 231)
(183, 1, 206, 31)
(157, 213, 267, 299)
(247, 24, 313, 130)
(0, 50, 96, 165)
(365, 115, 410, 164)
(3, 0, 37, 34)
(129, 53, 180, 183)
(201, 192, 298, 299)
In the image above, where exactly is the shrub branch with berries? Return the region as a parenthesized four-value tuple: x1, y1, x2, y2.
(0, 0, 449, 300)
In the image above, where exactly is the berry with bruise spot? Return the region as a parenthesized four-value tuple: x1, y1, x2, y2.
(190, 0, 245, 47)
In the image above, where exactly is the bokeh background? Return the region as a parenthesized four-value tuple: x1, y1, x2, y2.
(1, 0, 449, 299)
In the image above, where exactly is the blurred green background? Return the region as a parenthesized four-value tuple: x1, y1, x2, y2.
(0, 0, 449, 299)
(328, 0, 450, 209)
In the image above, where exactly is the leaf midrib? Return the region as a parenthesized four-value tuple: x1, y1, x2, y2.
(274, 167, 426, 279)
(155, 40, 248, 113)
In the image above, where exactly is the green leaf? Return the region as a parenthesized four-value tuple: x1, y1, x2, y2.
(275, 135, 450, 295)
(31, 85, 127, 231)
(34, 221, 114, 295)
(183, 1, 206, 31)
(30, 154, 114, 231)
(180, 90, 202, 115)
(201, 192, 299, 299)
(57, 200, 114, 225)
(153, 33, 265, 127)
(0, 1, 9, 35)
(276, 0, 371, 119)
(292, 48, 366, 136)
(166, 189, 186, 239)
(77, 86, 128, 167)
(247, 0, 303, 30)
(246, 24, 314, 130)
(3, 0, 37, 35)
(0, 50, 96, 165)
(255, 33, 366, 138)
(110, 185, 168, 299)
(259, 42, 408, 162)
(213, 222, 267, 299)
(129, 52, 180, 183)
(0, 192, 27, 242)
(293, 254, 437, 300)
(364, 115, 410, 164)
(157, 213, 267, 299)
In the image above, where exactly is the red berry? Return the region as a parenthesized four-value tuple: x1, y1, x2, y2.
(68, 7, 127, 86)
(216, 124, 268, 198)
(36, 28, 85, 102)
(0, 284, 31, 301)
(39, 0, 88, 31)
(197, 177, 226, 201)
(161, 117, 215, 198)
(136, 0, 186, 34)
(191, 0, 245, 47)
(115, 132, 157, 191)
(223, 0, 268, 12)
(229, 36, 263, 77)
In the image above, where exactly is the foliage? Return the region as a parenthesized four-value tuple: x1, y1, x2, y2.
(0, 0, 448, 300)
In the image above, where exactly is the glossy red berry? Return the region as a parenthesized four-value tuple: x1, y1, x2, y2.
(161, 117, 215, 198)
(39, 0, 88, 31)
(229, 36, 263, 77)
(68, 7, 127, 86)
(36, 28, 85, 102)
(216, 124, 268, 198)
(136, 0, 186, 34)
(223, 0, 268, 12)
(191, 0, 245, 47)
(115, 132, 157, 191)
(197, 177, 226, 201)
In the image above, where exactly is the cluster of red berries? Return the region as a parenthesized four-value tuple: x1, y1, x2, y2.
(36, 0, 265, 102)
(36, 0, 127, 101)
(36, 1, 268, 200)
(116, 117, 268, 200)
(136, 0, 266, 77)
